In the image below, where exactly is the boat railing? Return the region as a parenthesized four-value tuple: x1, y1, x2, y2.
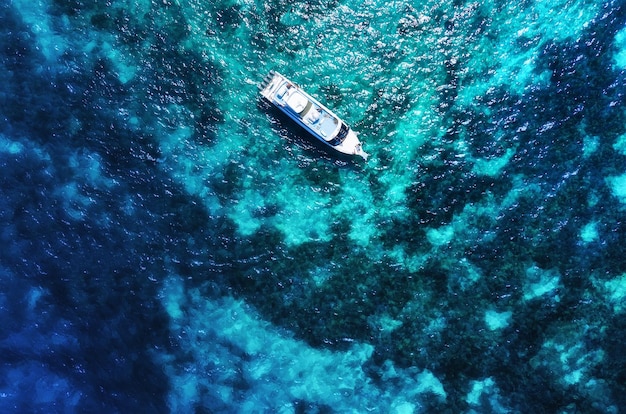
(258, 70, 277, 92)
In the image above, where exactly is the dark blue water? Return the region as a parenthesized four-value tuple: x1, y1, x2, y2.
(2, 0, 626, 412)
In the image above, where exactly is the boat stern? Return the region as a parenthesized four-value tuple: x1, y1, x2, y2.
(258, 71, 284, 101)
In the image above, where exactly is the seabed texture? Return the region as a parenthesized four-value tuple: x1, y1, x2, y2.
(2, 0, 626, 412)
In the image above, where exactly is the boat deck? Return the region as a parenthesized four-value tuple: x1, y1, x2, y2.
(278, 85, 339, 141)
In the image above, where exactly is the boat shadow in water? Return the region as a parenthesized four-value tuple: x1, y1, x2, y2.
(257, 98, 365, 168)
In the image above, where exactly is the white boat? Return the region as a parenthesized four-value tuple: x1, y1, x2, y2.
(259, 71, 368, 160)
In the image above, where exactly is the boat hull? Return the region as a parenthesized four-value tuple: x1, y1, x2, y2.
(259, 71, 368, 160)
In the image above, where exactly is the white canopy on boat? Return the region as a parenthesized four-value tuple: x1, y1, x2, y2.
(286, 91, 309, 113)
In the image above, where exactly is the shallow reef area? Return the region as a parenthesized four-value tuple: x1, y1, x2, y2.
(1, 0, 626, 412)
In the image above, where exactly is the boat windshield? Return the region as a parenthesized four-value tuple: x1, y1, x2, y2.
(328, 122, 350, 146)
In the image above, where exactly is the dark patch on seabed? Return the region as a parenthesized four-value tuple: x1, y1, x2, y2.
(3, 0, 626, 412)
(0, 2, 214, 411)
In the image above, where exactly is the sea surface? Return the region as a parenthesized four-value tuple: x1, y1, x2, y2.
(2, 0, 626, 412)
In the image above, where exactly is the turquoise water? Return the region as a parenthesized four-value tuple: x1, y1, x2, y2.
(2, 0, 626, 411)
